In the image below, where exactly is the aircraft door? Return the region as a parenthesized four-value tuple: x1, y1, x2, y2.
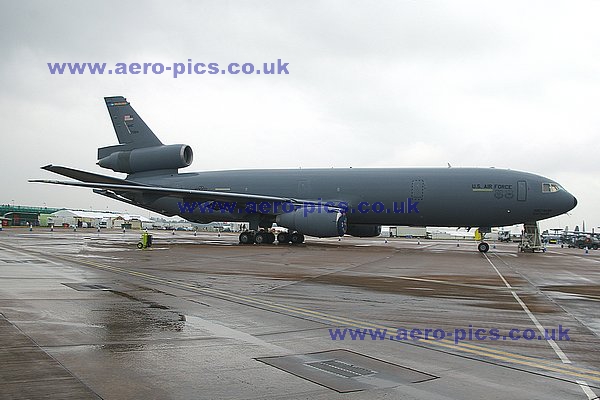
(517, 180, 527, 201)
(411, 179, 425, 201)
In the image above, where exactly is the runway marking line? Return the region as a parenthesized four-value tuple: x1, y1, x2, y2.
(485, 252, 599, 399)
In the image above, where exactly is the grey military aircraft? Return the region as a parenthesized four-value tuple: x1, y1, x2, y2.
(31, 96, 578, 252)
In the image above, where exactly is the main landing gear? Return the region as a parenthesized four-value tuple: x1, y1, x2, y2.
(276, 231, 305, 244)
(239, 230, 304, 245)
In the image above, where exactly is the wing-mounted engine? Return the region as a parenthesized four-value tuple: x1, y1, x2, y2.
(276, 207, 347, 238)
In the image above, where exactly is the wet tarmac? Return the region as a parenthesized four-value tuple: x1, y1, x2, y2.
(0, 228, 599, 399)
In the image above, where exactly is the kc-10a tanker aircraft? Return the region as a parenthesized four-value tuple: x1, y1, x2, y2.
(31, 96, 577, 252)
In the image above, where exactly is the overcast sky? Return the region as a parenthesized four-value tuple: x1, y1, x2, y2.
(1, 1, 599, 232)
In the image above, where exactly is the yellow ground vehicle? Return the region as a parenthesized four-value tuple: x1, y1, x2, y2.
(137, 232, 153, 249)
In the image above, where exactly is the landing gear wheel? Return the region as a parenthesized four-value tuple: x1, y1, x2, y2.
(239, 231, 255, 244)
(478, 242, 490, 253)
(254, 232, 266, 244)
(253, 231, 276, 245)
(291, 232, 305, 244)
(277, 232, 290, 244)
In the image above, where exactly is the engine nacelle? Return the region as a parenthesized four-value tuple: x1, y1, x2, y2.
(346, 224, 382, 237)
(276, 208, 347, 238)
(97, 144, 193, 173)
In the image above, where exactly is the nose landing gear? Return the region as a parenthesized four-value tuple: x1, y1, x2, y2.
(476, 227, 491, 253)
(477, 242, 490, 253)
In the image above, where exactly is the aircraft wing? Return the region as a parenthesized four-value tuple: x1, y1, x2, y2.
(31, 178, 303, 204)
(30, 165, 311, 209)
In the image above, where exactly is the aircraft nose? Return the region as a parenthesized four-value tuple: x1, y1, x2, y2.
(573, 196, 578, 209)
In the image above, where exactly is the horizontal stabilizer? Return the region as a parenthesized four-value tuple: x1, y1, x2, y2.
(41, 165, 140, 185)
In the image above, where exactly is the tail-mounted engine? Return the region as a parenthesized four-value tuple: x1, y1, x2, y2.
(97, 144, 193, 174)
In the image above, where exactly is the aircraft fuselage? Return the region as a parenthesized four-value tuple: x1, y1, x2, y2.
(129, 167, 577, 228)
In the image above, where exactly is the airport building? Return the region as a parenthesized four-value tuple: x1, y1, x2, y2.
(0, 204, 61, 227)
(49, 209, 153, 229)
(0, 205, 154, 229)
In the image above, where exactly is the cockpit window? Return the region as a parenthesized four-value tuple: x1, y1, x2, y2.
(542, 183, 561, 193)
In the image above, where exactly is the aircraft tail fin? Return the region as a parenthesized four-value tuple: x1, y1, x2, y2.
(98, 96, 163, 159)
(96, 96, 193, 175)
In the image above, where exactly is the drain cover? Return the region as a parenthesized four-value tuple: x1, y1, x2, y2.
(305, 359, 375, 378)
(256, 349, 437, 393)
